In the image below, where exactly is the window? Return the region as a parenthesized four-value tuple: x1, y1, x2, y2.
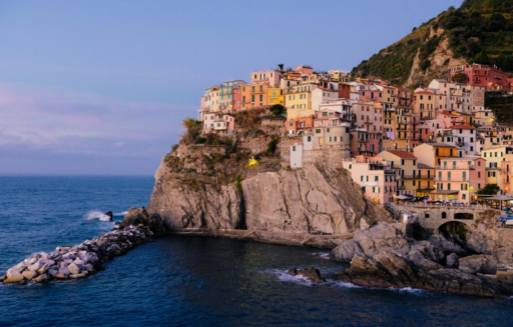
(441, 212, 447, 219)
(375, 176, 379, 182)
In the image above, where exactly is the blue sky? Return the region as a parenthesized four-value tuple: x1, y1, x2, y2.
(0, 0, 462, 175)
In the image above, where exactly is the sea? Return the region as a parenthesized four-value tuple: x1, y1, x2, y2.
(2, 176, 513, 327)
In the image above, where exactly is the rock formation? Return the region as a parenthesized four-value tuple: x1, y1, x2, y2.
(331, 222, 513, 297)
(146, 112, 390, 246)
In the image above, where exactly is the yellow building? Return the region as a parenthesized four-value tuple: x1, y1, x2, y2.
(413, 143, 461, 168)
(285, 84, 314, 120)
(267, 87, 284, 106)
(481, 146, 513, 186)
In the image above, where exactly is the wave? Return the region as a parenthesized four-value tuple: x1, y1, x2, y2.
(267, 269, 314, 286)
(328, 280, 361, 289)
(266, 268, 427, 295)
(84, 210, 112, 222)
(311, 252, 331, 260)
(390, 287, 426, 295)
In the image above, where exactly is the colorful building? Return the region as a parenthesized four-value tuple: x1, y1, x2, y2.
(342, 156, 397, 204)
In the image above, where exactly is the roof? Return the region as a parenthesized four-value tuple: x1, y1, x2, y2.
(386, 150, 416, 159)
(451, 124, 474, 130)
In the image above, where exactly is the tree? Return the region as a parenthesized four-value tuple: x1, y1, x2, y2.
(270, 104, 286, 117)
(182, 119, 203, 144)
(489, 13, 506, 31)
(420, 58, 431, 71)
(477, 184, 500, 195)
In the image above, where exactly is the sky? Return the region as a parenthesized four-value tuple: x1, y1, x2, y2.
(0, 0, 463, 175)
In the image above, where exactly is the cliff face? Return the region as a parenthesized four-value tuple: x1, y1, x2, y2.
(148, 158, 386, 236)
(147, 112, 389, 244)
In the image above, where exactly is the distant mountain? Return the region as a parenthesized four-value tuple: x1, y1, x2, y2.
(352, 0, 513, 87)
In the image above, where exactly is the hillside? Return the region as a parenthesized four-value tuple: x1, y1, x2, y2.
(352, 0, 513, 87)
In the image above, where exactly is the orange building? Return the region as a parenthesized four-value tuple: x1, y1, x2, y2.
(240, 82, 270, 110)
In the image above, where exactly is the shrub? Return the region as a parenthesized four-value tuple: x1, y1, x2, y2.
(270, 104, 286, 117)
(420, 58, 431, 71)
(182, 119, 203, 144)
(477, 184, 500, 195)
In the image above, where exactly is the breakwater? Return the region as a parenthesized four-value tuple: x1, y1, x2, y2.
(1, 224, 154, 284)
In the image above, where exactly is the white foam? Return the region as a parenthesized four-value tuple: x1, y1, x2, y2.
(311, 252, 331, 260)
(268, 269, 314, 286)
(389, 287, 426, 295)
(84, 210, 111, 222)
(115, 211, 128, 217)
(329, 280, 362, 289)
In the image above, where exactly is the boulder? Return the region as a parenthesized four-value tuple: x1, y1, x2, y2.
(459, 255, 497, 275)
(32, 273, 49, 283)
(446, 253, 459, 268)
(22, 270, 36, 280)
(67, 263, 80, 275)
(331, 239, 363, 261)
(4, 269, 24, 283)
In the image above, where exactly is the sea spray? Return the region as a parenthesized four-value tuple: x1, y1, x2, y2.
(84, 210, 111, 221)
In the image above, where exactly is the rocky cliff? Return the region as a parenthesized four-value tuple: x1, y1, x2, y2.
(146, 111, 390, 246)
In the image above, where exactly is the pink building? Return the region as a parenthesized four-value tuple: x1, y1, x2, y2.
(352, 101, 383, 134)
(342, 156, 397, 204)
(434, 156, 485, 203)
(450, 64, 512, 91)
(350, 129, 382, 156)
(232, 86, 242, 110)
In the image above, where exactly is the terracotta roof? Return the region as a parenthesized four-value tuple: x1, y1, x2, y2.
(387, 150, 416, 159)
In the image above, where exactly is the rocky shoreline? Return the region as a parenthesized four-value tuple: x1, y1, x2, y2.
(1, 224, 154, 284)
(329, 222, 513, 297)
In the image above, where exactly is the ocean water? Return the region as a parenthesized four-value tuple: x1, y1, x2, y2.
(2, 176, 513, 327)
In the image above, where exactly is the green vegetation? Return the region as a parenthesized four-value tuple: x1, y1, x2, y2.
(486, 92, 513, 123)
(351, 28, 425, 84)
(270, 104, 286, 117)
(266, 138, 279, 156)
(182, 119, 203, 144)
(439, 1, 513, 71)
(352, 0, 513, 85)
(477, 184, 501, 195)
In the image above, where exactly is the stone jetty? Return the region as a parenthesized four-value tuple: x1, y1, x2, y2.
(1, 224, 154, 284)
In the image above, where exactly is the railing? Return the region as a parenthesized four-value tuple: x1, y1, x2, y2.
(394, 202, 491, 210)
